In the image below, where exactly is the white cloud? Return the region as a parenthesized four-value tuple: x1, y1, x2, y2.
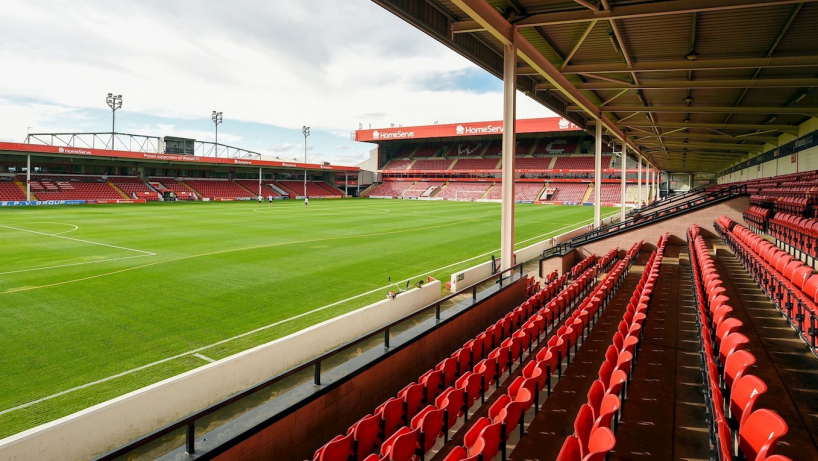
(0, 0, 555, 162)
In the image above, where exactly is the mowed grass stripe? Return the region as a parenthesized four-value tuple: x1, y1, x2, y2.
(0, 200, 614, 436)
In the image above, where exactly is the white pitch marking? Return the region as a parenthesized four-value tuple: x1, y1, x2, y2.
(0, 254, 154, 276)
(26, 222, 79, 235)
(194, 353, 216, 363)
(0, 223, 155, 255)
(0, 211, 617, 415)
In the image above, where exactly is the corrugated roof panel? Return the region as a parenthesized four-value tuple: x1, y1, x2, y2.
(568, 23, 628, 65)
(618, 14, 693, 62)
(773, 3, 818, 56)
(695, 6, 795, 59)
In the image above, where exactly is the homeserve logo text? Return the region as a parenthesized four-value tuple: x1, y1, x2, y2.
(458, 124, 502, 135)
(57, 147, 92, 155)
(374, 129, 415, 140)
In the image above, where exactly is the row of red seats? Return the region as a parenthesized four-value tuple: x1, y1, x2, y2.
(767, 213, 818, 258)
(444, 251, 629, 461)
(625, 240, 643, 260)
(311, 268, 585, 461)
(688, 224, 791, 461)
(716, 218, 818, 354)
(768, 212, 818, 261)
(743, 206, 772, 232)
(572, 254, 596, 279)
(776, 197, 809, 215)
(557, 234, 668, 461)
(596, 249, 618, 273)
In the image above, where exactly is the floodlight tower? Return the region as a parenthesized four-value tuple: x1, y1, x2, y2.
(106, 93, 122, 149)
(212, 111, 223, 157)
(302, 125, 310, 197)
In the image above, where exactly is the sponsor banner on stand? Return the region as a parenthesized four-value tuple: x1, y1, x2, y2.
(0, 200, 86, 206)
(85, 199, 146, 204)
(354, 117, 581, 142)
(369, 196, 394, 199)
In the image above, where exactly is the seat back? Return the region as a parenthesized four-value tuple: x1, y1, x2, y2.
(738, 409, 788, 461)
(730, 374, 768, 428)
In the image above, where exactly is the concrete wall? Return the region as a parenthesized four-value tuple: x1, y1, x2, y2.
(214, 278, 529, 461)
(0, 282, 441, 461)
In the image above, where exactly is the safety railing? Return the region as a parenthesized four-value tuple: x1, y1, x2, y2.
(96, 263, 526, 460)
(542, 184, 748, 259)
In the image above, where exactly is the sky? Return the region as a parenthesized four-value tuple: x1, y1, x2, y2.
(0, 0, 555, 166)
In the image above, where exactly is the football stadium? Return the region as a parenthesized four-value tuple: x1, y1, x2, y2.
(2, 1, 818, 461)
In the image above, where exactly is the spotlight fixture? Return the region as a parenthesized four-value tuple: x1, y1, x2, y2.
(683, 129, 690, 134)
(684, 96, 694, 104)
(685, 51, 699, 61)
(684, 117, 691, 123)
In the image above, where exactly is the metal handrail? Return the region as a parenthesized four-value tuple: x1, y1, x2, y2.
(97, 263, 525, 460)
(626, 184, 708, 217)
(543, 184, 748, 259)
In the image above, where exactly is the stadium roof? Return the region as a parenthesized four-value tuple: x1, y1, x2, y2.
(0, 142, 359, 173)
(354, 116, 581, 142)
(371, 0, 818, 173)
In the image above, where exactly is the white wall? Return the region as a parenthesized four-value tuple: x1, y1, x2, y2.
(0, 281, 441, 461)
(798, 146, 818, 171)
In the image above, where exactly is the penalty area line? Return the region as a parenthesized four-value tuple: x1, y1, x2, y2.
(0, 213, 611, 416)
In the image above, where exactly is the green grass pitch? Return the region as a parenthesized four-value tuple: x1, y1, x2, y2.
(0, 199, 616, 437)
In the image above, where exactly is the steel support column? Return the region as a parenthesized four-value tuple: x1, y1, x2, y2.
(258, 167, 262, 197)
(637, 155, 642, 206)
(620, 144, 627, 221)
(26, 154, 31, 201)
(500, 40, 517, 271)
(594, 119, 602, 228)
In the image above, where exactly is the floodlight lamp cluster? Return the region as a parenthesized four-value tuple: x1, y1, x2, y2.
(302, 126, 310, 137)
(106, 93, 122, 110)
(212, 111, 223, 125)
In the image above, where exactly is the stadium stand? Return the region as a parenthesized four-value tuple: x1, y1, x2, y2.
(110, 177, 155, 198)
(277, 180, 336, 197)
(550, 183, 590, 203)
(435, 182, 491, 201)
(152, 177, 195, 195)
(0, 177, 27, 201)
(394, 144, 418, 158)
(233, 179, 282, 197)
(411, 144, 443, 158)
(183, 179, 255, 200)
(482, 182, 544, 201)
(446, 143, 485, 157)
(315, 181, 345, 196)
(30, 176, 124, 201)
(589, 184, 623, 204)
(364, 181, 414, 198)
(533, 138, 579, 156)
(383, 159, 413, 170)
(515, 157, 554, 170)
(402, 181, 445, 198)
(553, 156, 611, 170)
(450, 158, 500, 170)
(411, 159, 452, 170)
